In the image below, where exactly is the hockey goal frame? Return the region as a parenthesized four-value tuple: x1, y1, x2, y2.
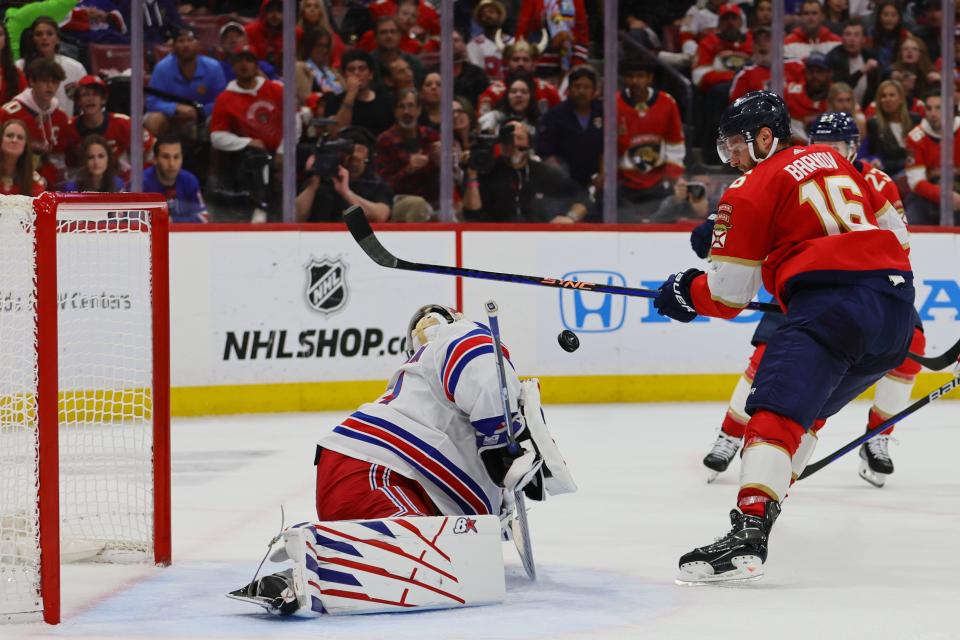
(32, 192, 171, 624)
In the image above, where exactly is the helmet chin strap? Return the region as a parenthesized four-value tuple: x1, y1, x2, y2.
(748, 136, 779, 163)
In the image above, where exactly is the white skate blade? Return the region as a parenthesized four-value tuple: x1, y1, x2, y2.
(675, 555, 764, 586)
(706, 469, 720, 484)
(858, 460, 887, 488)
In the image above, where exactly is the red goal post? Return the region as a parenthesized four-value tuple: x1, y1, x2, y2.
(0, 192, 170, 625)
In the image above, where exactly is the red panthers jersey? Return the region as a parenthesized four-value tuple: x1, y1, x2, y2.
(0, 95, 73, 187)
(729, 60, 806, 102)
(858, 159, 904, 217)
(904, 117, 960, 205)
(691, 144, 911, 317)
(210, 79, 285, 153)
(67, 112, 155, 179)
(784, 80, 828, 131)
(615, 89, 684, 191)
(477, 78, 561, 115)
(692, 31, 753, 91)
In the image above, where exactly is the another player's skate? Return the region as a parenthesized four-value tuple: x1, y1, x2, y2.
(858, 433, 894, 488)
(676, 502, 780, 585)
(226, 569, 301, 616)
(702, 432, 742, 483)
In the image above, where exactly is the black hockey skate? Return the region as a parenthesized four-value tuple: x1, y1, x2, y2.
(858, 433, 894, 488)
(703, 432, 741, 483)
(676, 502, 780, 585)
(226, 569, 300, 616)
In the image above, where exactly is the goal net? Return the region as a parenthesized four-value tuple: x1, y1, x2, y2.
(0, 193, 170, 624)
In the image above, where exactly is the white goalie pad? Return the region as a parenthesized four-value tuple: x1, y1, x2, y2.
(274, 515, 505, 615)
(520, 379, 578, 496)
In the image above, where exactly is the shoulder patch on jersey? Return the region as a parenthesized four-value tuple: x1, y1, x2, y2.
(907, 126, 925, 142)
(2, 101, 22, 114)
(711, 222, 731, 249)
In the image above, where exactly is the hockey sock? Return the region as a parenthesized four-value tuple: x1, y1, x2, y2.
(869, 328, 924, 435)
(721, 344, 767, 438)
(738, 410, 804, 517)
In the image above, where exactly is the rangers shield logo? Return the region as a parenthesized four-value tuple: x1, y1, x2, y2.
(306, 257, 347, 314)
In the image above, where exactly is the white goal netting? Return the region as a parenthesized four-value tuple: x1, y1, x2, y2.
(0, 195, 159, 620)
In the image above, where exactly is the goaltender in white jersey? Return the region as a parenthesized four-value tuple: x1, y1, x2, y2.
(228, 304, 576, 617)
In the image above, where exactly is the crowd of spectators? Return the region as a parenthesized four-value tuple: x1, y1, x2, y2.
(0, 0, 956, 224)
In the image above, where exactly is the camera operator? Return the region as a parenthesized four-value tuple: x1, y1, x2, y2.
(646, 176, 711, 223)
(295, 126, 392, 223)
(462, 120, 589, 223)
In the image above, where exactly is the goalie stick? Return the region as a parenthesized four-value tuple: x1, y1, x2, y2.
(342, 206, 780, 313)
(343, 207, 949, 367)
(798, 374, 960, 480)
(485, 300, 536, 581)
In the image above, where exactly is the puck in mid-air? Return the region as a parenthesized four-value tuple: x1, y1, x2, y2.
(557, 329, 580, 352)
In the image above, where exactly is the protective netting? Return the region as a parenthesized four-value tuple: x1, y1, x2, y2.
(0, 196, 155, 619)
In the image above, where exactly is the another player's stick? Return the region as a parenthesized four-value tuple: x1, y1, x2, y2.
(484, 300, 536, 581)
(798, 374, 960, 479)
(343, 206, 781, 313)
(343, 207, 946, 366)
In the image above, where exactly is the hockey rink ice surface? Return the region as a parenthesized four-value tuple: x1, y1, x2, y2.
(6, 401, 959, 640)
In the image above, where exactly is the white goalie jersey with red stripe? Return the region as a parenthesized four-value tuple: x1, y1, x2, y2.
(317, 319, 524, 517)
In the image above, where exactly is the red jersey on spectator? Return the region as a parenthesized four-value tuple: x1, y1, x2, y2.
(209, 77, 285, 153)
(245, 0, 285, 70)
(0, 67, 27, 104)
(783, 26, 842, 60)
(368, 0, 440, 35)
(784, 80, 829, 130)
(729, 60, 806, 102)
(515, 0, 590, 70)
(354, 29, 429, 55)
(904, 117, 960, 205)
(0, 89, 74, 187)
(374, 124, 439, 204)
(693, 31, 753, 91)
(615, 89, 684, 191)
(0, 171, 45, 196)
(68, 112, 154, 180)
(478, 78, 561, 115)
(690, 144, 910, 318)
(864, 97, 925, 119)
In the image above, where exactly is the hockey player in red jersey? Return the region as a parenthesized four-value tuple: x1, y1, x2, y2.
(697, 111, 924, 489)
(654, 91, 915, 584)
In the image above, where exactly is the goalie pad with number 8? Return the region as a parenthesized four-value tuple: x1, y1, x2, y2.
(228, 514, 505, 616)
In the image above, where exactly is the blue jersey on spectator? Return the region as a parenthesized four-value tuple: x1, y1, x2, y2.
(141, 166, 209, 223)
(146, 53, 226, 120)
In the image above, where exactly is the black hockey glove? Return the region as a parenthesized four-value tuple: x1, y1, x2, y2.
(690, 214, 716, 259)
(653, 268, 704, 323)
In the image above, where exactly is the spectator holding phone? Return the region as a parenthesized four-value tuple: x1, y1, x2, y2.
(647, 176, 711, 222)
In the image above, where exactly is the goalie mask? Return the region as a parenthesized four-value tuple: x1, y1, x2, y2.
(406, 304, 463, 357)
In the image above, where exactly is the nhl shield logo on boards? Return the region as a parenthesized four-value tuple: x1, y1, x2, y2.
(306, 257, 347, 314)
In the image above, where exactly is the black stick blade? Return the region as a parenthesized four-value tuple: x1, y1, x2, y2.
(906, 337, 960, 371)
(343, 205, 399, 268)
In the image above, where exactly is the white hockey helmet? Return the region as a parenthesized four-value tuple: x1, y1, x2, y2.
(406, 304, 462, 357)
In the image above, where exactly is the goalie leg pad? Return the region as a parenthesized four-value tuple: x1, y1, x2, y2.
(264, 515, 505, 616)
(519, 379, 578, 496)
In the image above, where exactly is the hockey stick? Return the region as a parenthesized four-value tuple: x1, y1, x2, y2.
(343, 206, 781, 313)
(905, 336, 960, 371)
(485, 300, 536, 581)
(798, 375, 960, 480)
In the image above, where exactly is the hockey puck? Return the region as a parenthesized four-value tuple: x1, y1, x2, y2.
(557, 329, 580, 352)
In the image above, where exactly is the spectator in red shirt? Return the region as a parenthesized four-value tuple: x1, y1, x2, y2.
(785, 52, 834, 142)
(0, 57, 71, 188)
(477, 39, 560, 115)
(367, 0, 439, 39)
(693, 4, 752, 93)
(210, 45, 291, 220)
(68, 75, 154, 182)
(375, 87, 440, 208)
(784, 0, 842, 60)
(729, 27, 806, 103)
(904, 91, 960, 225)
(614, 59, 684, 222)
(0, 23, 27, 105)
(246, 0, 284, 71)
(0, 119, 44, 195)
(515, 0, 590, 79)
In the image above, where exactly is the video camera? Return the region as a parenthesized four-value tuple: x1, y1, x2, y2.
(310, 118, 356, 179)
(469, 122, 525, 174)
